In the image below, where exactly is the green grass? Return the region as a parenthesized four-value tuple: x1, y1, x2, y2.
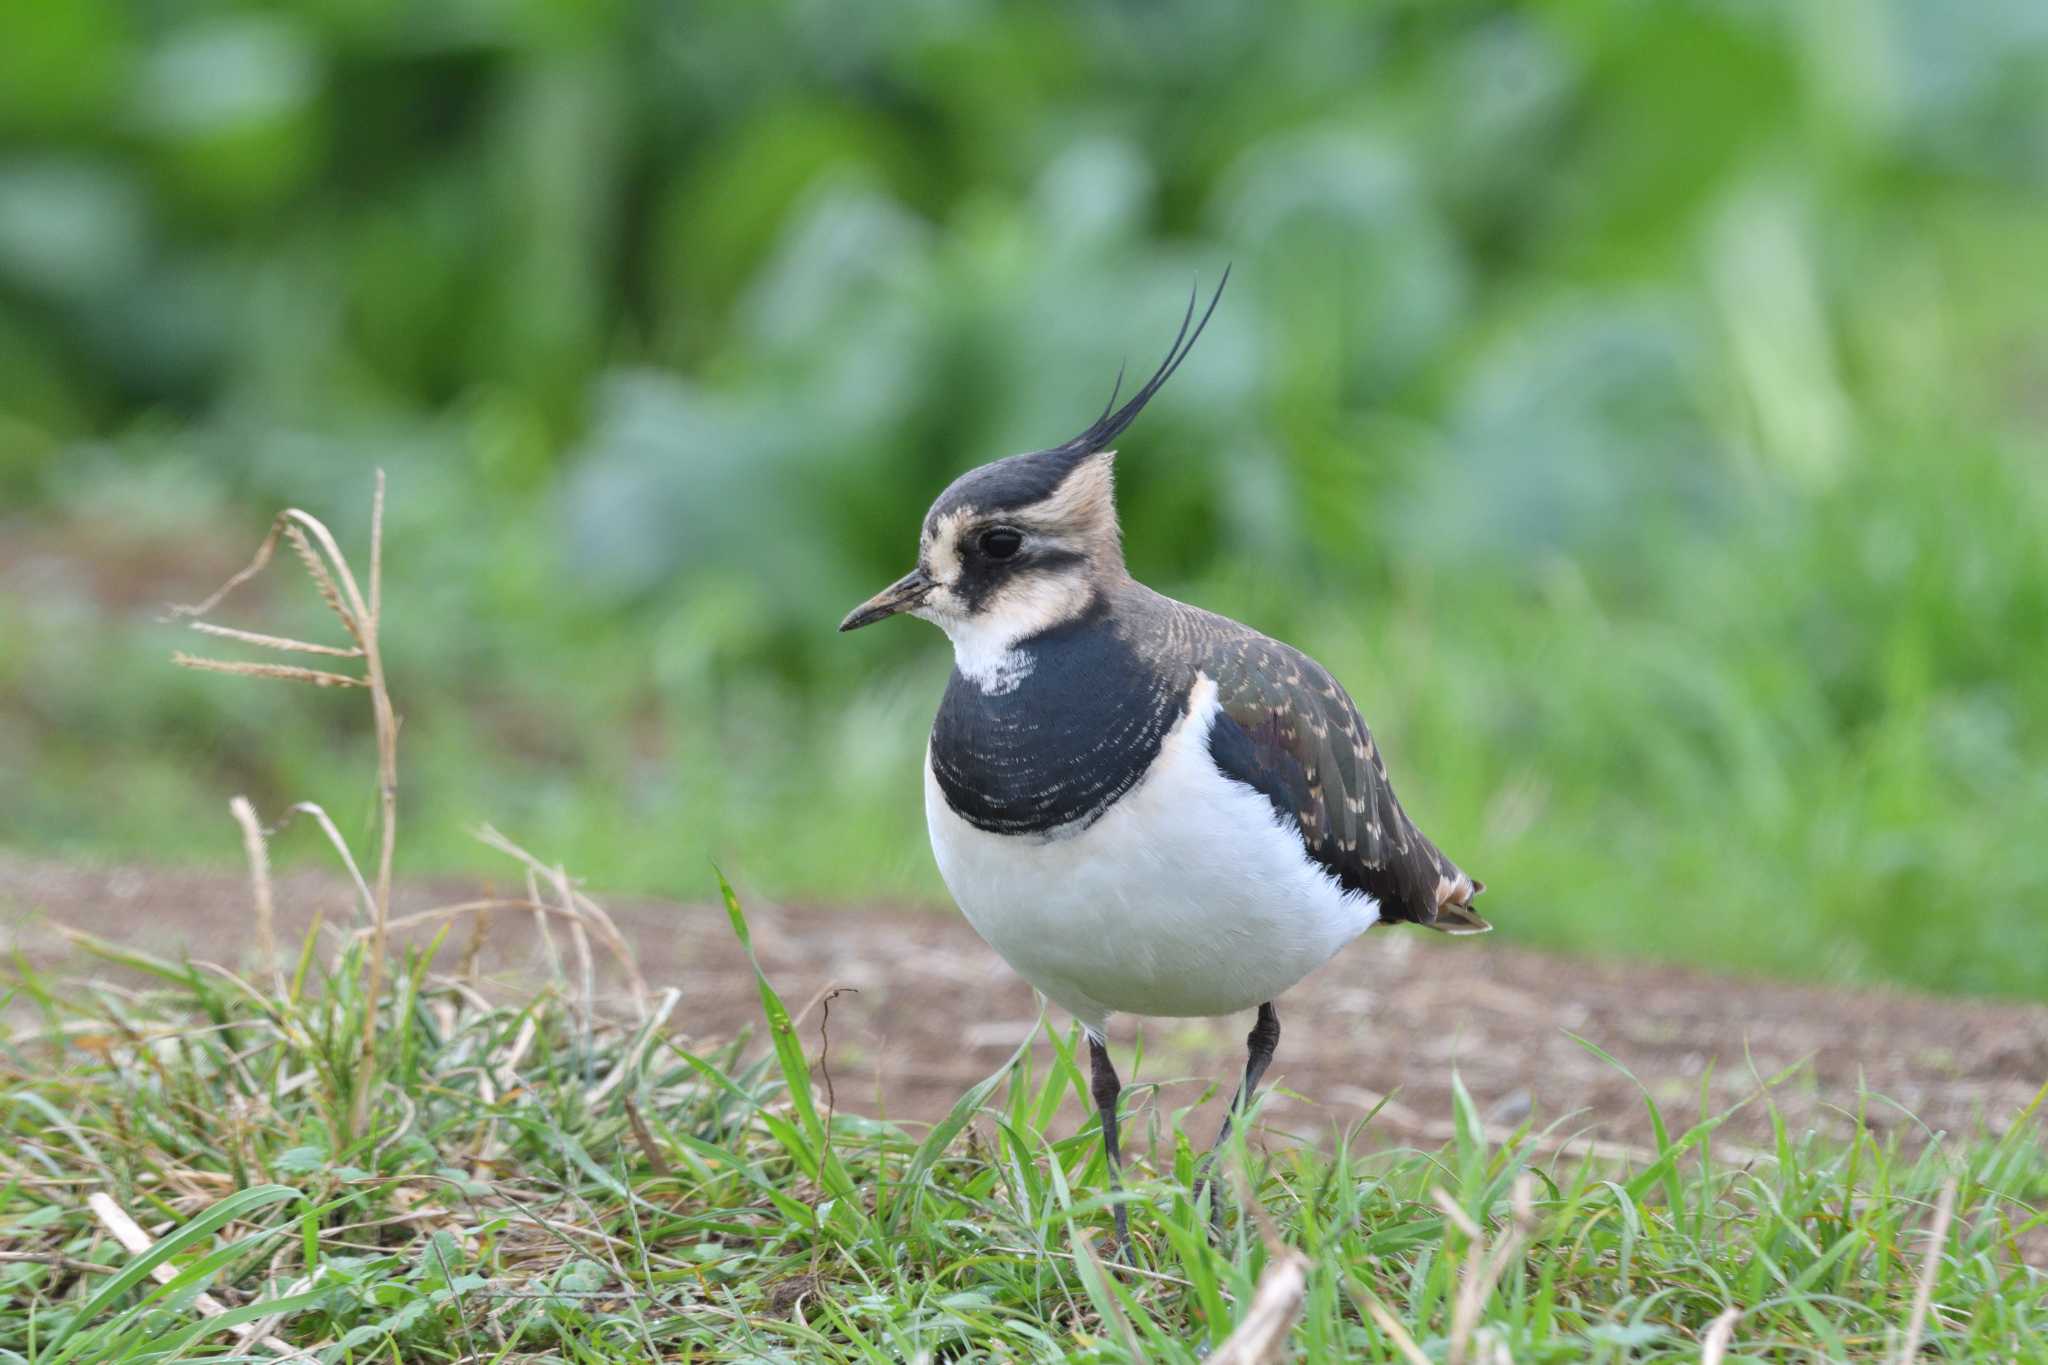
(4, 889, 2043, 1363)
(4, 474, 2043, 1361)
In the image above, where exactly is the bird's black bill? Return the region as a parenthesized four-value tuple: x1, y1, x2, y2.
(838, 567, 935, 632)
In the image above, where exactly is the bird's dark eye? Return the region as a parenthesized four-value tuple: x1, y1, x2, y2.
(978, 528, 1023, 560)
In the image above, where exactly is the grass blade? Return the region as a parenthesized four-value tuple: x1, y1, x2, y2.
(44, 1185, 299, 1360)
(889, 1009, 1043, 1234)
(715, 869, 861, 1215)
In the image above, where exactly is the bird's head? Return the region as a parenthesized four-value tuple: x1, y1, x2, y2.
(839, 272, 1227, 662)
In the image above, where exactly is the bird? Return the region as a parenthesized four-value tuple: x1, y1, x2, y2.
(838, 272, 1488, 1251)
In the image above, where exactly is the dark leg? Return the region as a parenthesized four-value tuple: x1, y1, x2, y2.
(1197, 1002, 1280, 1226)
(1087, 1033, 1129, 1254)
(1213, 1002, 1281, 1152)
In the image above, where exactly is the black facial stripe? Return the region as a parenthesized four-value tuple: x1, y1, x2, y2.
(930, 605, 1191, 835)
(950, 545, 1085, 615)
(1028, 547, 1085, 570)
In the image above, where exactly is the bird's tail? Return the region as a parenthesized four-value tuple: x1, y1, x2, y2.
(1426, 869, 1490, 935)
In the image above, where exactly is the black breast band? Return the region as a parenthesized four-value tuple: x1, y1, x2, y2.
(930, 612, 1190, 836)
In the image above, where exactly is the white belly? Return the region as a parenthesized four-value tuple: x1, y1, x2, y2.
(924, 676, 1379, 1032)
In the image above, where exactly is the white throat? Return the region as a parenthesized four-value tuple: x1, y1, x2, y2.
(909, 509, 1108, 695)
(927, 612, 1036, 694)
(917, 568, 1101, 695)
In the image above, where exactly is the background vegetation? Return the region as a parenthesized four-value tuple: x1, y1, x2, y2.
(3, 0, 2046, 996)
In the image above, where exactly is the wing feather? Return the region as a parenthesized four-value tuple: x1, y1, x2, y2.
(1181, 606, 1486, 931)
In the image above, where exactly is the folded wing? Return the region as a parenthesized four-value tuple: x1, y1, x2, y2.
(1188, 611, 1487, 933)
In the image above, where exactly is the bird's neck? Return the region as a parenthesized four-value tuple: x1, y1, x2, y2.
(946, 614, 1041, 695)
(940, 573, 1127, 695)
(929, 593, 1185, 836)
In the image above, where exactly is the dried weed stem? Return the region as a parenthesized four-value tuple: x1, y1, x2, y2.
(169, 473, 398, 1138)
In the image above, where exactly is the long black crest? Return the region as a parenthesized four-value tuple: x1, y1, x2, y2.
(1041, 266, 1230, 462)
(925, 268, 1233, 524)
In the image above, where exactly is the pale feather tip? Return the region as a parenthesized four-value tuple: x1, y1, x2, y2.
(1428, 872, 1491, 935)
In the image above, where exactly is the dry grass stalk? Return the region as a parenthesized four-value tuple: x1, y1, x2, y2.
(1445, 1175, 1536, 1365)
(477, 824, 650, 1018)
(240, 1266, 330, 1357)
(496, 1013, 540, 1096)
(350, 898, 548, 939)
(1895, 1177, 1958, 1364)
(359, 473, 400, 1138)
(86, 1192, 315, 1362)
(0, 1250, 120, 1275)
(791, 979, 852, 1032)
(1432, 1186, 1483, 1241)
(1209, 1247, 1311, 1365)
(461, 904, 488, 989)
(1701, 1306, 1741, 1365)
(341, 895, 649, 1010)
(282, 801, 376, 927)
(521, 863, 568, 994)
(1357, 1285, 1432, 1365)
(186, 621, 364, 657)
(565, 887, 645, 1014)
(623, 1095, 673, 1179)
(168, 473, 398, 1139)
(228, 796, 282, 997)
(556, 862, 597, 1033)
(587, 988, 682, 1106)
(285, 526, 358, 644)
(171, 654, 365, 688)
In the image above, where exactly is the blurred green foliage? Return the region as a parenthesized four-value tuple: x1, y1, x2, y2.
(2, 1, 2046, 996)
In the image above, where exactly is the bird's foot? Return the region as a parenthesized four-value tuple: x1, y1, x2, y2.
(1191, 1165, 1229, 1239)
(1092, 1205, 1131, 1266)
(1201, 1186, 1230, 1239)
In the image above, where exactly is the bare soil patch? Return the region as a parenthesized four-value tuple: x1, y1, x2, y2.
(4, 855, 2043, 1162)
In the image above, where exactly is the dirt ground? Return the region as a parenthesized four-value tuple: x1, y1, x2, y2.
(4, 854, 2044, 1162)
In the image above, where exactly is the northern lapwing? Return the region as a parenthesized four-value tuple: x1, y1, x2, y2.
(839, 273, 1488, 1249)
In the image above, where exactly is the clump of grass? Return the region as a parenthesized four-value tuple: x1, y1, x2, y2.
(2, 479, 2043, 1361)
(4, 906, 2044, 1361)
(166, 474, 401, 1141)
